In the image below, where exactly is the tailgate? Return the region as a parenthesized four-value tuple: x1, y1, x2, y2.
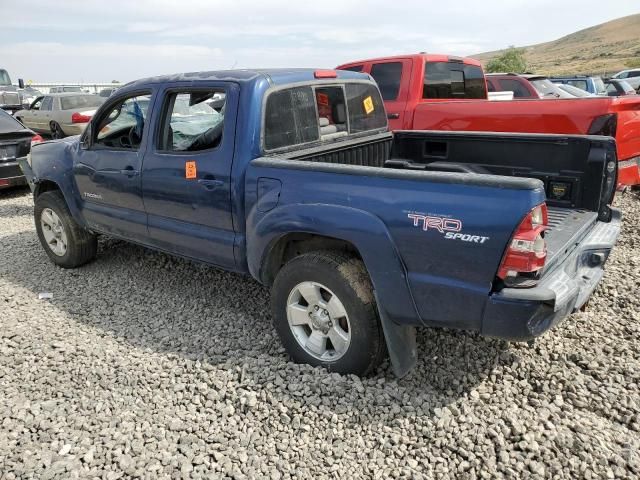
(544, 207, 597, 274)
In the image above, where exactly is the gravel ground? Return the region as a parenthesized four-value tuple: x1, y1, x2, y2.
(1, 187, 639, 479)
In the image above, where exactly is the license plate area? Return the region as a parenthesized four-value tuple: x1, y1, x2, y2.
(0, 144, 17, 162)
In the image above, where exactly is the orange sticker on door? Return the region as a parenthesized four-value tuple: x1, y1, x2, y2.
(185, 161, 197, 179)
(363, 96, 374, 114)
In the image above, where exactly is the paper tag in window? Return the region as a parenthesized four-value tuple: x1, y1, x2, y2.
(317, 92, 329, 106)
(363, 96, 374, 114)
(185, 161, 197, 179)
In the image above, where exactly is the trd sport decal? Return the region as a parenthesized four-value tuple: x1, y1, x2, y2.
(407, 213, 490, 244)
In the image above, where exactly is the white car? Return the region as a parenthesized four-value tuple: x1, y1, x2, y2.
(611, 69, 640, 92)
(14, 93, 103, 138)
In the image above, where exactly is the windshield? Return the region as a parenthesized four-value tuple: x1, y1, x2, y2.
(0, 69, 11, 86)
(530, 79, 573, 98)
(60, 95, 103, 110)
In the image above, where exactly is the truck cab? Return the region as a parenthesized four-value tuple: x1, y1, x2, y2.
(337, 54, 487, 130)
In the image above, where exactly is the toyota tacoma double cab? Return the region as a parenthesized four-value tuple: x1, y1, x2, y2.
(337, 54, 640, 186)
(21, 68, 620, 376)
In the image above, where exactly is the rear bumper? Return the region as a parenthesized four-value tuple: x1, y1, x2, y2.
(481, 208, 621, 341)
(0, 160, 27, 189)
(618, 157, 640, 186)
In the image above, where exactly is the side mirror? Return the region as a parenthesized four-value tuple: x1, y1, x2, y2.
(81, 124, 92, 150)
(18, 78, 25, 89)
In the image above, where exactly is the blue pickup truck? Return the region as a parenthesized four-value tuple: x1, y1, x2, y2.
(20, 68, 620, 376)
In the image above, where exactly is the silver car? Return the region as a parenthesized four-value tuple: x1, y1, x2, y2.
(14, 93, 103, 138)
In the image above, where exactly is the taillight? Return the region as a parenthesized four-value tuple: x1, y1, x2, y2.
(31, 134, 44, 145)
(71, 112, 92, 123)
(314, 70, 338, 79)
(588, 113, 617, 137)
(497, 204, 548, 288)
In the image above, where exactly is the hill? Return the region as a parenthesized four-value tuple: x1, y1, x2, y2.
(473, 14, 640, 76)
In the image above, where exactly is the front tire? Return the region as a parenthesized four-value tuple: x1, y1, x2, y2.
(271, 251, 386, 376)
(35, 191, 97, 268)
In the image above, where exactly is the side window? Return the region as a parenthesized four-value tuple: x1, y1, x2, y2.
(40, 97, 53, 111)
(629, 71, 640, 78)
(264, 86, 319, 150)
(498, 79, 531, 98)
(423, 62, 486, 99)
(340, 65, 364, 73)
(486, 80, 496, 92)
(158, 90, 226, 152)
(94, 93, 152, 150)
(370, 62, 403, 100)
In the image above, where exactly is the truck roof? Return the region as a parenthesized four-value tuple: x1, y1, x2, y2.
(121, 68, 370, 91)
(337, 53, 482, 67)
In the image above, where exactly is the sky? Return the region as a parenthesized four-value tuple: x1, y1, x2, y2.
(1, 0, 638, 83)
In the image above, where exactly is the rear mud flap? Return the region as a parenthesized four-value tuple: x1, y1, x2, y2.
(377, 303, 417, 378)
(16, 156, 36, 192)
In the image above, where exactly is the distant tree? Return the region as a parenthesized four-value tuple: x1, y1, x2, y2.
(625, 58, 640, 69)
(111, 80, 120, 84)
(485, 46, 528, 73)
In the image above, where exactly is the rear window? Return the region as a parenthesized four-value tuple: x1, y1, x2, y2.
(498, 78, 533, 98)
(566, 80, 588, 91)
(264, 82, 387, 151)
(61, 95, 103, 110)
(370, 62, 402, 100)
(423, 61, 486, 99)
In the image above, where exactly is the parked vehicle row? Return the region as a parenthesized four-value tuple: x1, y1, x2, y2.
(18, 68, 620, 376)
(337, 53, 640, 186)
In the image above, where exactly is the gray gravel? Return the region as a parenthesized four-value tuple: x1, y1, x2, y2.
(1, 186, 639, 479)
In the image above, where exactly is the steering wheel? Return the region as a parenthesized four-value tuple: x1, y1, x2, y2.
(128, 126, 141, 147)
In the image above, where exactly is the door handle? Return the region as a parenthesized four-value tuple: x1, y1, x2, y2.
(120, 167, 139, 177)
(387, 113, 400, 119)
(198, 178, 224, 190)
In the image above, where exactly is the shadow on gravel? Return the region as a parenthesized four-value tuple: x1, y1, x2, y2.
(0, 186, 33, 217)
(1, 228, 509, 416)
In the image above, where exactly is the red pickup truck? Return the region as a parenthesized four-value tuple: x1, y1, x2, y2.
(336, 54, 640, 186)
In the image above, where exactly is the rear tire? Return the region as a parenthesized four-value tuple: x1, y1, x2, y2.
(35, 191, 97, 268)
(271, 251, 386, 376)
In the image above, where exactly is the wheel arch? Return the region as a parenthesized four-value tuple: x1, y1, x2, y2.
(249, 203, 420, 325)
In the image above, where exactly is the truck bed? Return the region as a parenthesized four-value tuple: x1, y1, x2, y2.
(545, 207, 597, 273)
(272, 130, 617, 286)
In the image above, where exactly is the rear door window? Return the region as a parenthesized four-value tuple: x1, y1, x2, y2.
(369, 62, 403, 100)
(158, 91, 226, 152)
(423, 61, 486, 99)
